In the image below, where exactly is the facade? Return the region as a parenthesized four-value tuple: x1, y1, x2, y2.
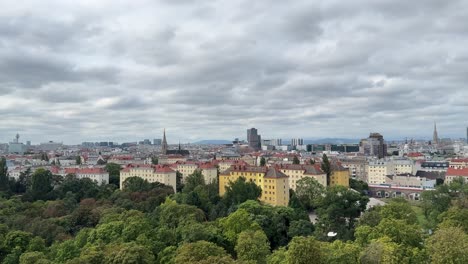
(219, 165, 289, 206)
(120, 164, 177, 192)
(54, 167, 109, 185)
(445, 167, 468, 183)
(393, 159, 414, 175)
(386, 174, 436, 189)
(367, 160, 395, 184)
(340, 158, 368, 181)
(174, 162, 218, 184)
(360, 133, 387, 159)
(247, 128, 261, 150)
(279, 164, 327, 190)
(330, 168, 350, 188)
(158, 155, 187, 165)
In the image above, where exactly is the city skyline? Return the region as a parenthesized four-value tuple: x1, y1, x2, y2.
(1, 1, 468, 143)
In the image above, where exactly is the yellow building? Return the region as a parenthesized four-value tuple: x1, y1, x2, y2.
(330, 169, 350, 187)
(279, 164, 327, 190)
(219, 165, 289, 206)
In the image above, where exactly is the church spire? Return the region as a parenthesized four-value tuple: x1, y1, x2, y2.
(162, 128, 168, 155)
(433, 122, 439, 145)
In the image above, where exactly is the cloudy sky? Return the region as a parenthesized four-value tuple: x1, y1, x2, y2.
(0, 0, 467, 144)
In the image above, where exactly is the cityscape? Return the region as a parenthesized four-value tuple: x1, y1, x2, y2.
(1, 0, 468, 263)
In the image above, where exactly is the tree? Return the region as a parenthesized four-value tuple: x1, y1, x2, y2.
(219, 209, 260, 245)
(105, 163, 121, 187)
(29, 168, 53, 201)
(314, 186, 368, 241)
(235, 230, 270, 264)
(122, 177, 152, 192)
(183, 170, 205, 193)
(223, 177, 262, 208)
(359, 237, 403, 264)
(325, 240, 360, 264)
(174, 241, 233, 264)
(105, 242, 155, 264)
(151, 157, 158, 165)
(267, 247, 287, 264)
(309, 159, 315, 165)
(287, 220, 315, 238)
(427, 227, 468, 264)
(349, 178, 368, 194)
(286, 236, 324, 264)
(176, 171, 184, 192)
(75, 156, 81, 165)
(295, 177, 325, 210)
(321, 154, 331, 186)
(19, 252, 50, 264)
(292, 156, 300, 165)
(0, 157, 10, 193)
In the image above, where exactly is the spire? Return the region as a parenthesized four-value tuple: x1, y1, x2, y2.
(162, 128, 168, 155)
(433, 122, 439, 145)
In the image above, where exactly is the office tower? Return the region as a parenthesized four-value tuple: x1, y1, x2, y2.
(359, 133, 387, 159)
(247, 128, 261, 150)
(291, 138, 304, 146)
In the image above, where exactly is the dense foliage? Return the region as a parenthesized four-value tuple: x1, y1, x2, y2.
(0, 161, 467, 263)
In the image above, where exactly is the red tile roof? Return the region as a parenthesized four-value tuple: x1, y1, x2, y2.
(407, 152, 424, 157)
(450, 158, 468, 163)
(446, 167, 468, 177)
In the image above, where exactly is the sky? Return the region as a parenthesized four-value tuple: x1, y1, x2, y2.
(0, 0, 467, 144)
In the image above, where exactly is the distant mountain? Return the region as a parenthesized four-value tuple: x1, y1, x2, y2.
(193, 140, 232, 145)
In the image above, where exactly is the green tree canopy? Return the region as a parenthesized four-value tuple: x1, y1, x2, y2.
(295, 177, 325, 210)
(235, 230, 270, 264)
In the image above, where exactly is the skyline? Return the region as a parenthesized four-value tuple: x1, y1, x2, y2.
(1, 1, 468, 143)
(2, 125, 466, 145)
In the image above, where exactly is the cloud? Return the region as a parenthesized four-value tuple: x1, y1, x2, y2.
(0, 0, 467, 144)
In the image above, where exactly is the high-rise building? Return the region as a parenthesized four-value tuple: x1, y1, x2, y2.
(247, 128, 261, 150)
(433, 122, 439, 145)
(359, 133, 387, 159)
(153, 139, 162, 145)
(291, 138, 304, 146)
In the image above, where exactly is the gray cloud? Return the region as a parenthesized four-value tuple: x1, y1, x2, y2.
(0, 0, 467, 144)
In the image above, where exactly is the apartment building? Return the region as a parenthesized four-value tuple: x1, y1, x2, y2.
(120, 164, 177, 192)
(219, 165, 289, 206)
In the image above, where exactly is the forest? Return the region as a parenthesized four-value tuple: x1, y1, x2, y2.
(0, 158, 467, 264)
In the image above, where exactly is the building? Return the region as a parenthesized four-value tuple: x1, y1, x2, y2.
(158, 155, 187, 165)
(340, 158, 368, 181)
(291, 138, 304, 147)
(385, 174, 436, 189)
(367, 160, 395, 184)
(360, 133, 387, 159)
(445, 167, 468, 184)
(393, 159, 414, 175)
(278, 164, 327, 190)
(39, 141, 63, 151)
(161, 129, 189, 156)
(153, 139, 162, 145)
(330, 164, 350, 188)
(120, 164, 177, 192)
(8, 134, 26, 154)
(247, 128, 261, 150)
(219, 165, 289, 206)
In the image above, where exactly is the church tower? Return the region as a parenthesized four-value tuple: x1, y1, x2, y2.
(162, 129, 168, 155)
(433, 122, 439, 145)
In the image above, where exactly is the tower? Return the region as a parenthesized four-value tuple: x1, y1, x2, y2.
(15, 133, 20, 143)
(433, 122, 439, 145)
(162, 129, 168, 155)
